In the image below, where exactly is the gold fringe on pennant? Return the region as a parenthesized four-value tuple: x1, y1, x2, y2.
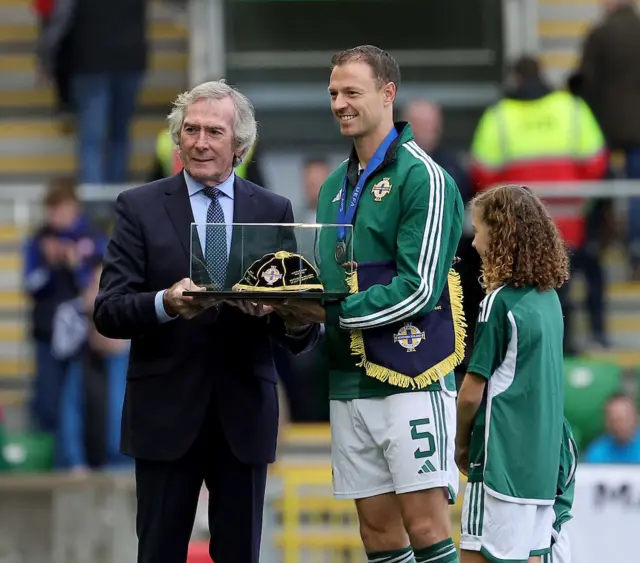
(347, 268, 467, 389)
(345, 268, 359, 295)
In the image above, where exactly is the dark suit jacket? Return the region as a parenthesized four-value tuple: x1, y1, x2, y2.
(94, 173, 316, 465)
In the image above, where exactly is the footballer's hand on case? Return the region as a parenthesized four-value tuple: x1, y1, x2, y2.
(163, 278, 219, 319)
(224, 299, 274, 317)
(225, 284, 274, 317)
(271, 300, 325, 324)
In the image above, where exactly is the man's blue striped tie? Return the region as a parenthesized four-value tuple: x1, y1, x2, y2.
(203, 186, 228, 289)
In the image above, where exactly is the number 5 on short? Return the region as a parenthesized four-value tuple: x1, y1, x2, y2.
(410, 418, 437, 474)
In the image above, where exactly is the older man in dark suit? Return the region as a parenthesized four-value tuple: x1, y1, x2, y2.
(94, 80, 317, 563)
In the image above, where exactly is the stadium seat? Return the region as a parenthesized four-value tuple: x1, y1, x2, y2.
(1, 431, 54, 473)
(563, 358, 623, 452)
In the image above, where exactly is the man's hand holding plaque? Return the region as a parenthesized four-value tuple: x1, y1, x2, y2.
(163, 278, 221, 319)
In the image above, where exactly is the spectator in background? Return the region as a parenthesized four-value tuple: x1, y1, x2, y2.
(53, 262, 131, 472)
(300, 157, 330, 223)
(274, 157, 332, 425)
(23, 180, 106, 434)
(469, 56, 608, 355)
(404, 99, 470, 203)
(37, 0, 147, 184)
(585, 393, 640, 463)
(577, 0, 640, 279)
(405, 99, 478, 388)
(148, 126, 183, 181)
(33, 0, 73, 130)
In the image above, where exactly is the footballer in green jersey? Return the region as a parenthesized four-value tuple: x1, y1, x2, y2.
(456, 184, 570, 563)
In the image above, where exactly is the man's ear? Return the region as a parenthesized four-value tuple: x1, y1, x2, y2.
(233, 140, 244, 164)
(383, 82, 397, 107)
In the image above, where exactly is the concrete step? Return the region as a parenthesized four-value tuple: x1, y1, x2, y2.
(541, 50, 579, 74)
(571, 280, 640, 311)
(537, 1, 640, 85)
(0, 116, 166, 180)
(0, 320, 24, 341)
(0, 51, 187, 73)
(0, 341, 25, 357)
(0, 20, 187, 47)
(0, 357, 32, 378)
(1, 68, 186, 91)
(0, 389, 28, 407)
(574, 311, 640, 333)
(0, 224, 22, 244)
(0, 0, 187, 26)
(538, 19, 591, 40)
(0, 253, 21, 271)
(0, 115, 167, 141)
(538, 0, 638, 6)
(582, 349, 640, 370)
(0, 152, 154, 178)
(539, 3, 601, 21)
(0, 289, 27, 314)
(0, 273, 21, 291)
(0, 86, 180, 110)
(0, 135, 158, 157)
(576, 333, 640, 350)
(537, 2, 592, 85)
(0, 256, 21, 290)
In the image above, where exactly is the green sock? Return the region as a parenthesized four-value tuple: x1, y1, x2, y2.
(367, 546, 416, 563)
(413, 538, 459, 563)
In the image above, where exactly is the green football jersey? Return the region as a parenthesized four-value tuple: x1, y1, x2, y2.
(553, 418, 578, 533)
(466, 285, 564, 504)
(316, 122, 464, 400)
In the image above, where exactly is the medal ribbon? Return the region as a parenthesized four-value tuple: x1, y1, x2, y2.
(336, 127, 399, 244)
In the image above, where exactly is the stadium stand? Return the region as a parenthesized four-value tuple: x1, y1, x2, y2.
(0, 0, 188, 185)
(538, 0, 640, 87)
(564, 357, 624, 450)
(0, 0, 189, 428)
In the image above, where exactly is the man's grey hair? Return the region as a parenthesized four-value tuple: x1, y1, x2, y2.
(167, 80, 257, 168)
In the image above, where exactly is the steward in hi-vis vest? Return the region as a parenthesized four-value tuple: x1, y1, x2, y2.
(470, 57, 607, 249)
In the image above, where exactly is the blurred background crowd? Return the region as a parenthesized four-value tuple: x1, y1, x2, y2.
(1, 0, 640, 560)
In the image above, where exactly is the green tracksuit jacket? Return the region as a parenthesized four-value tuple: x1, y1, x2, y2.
(316, 122, 465, 400)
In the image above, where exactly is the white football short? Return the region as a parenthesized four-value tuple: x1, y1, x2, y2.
(460, 480, 554, 563)
(547, 523, 571, 563)
(330, 390, 458, 500)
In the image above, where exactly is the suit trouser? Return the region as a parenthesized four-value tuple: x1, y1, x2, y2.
(134, 401, 268, 563)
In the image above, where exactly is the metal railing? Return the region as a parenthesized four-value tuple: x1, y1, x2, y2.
(2, 179, 640, 230)
(188, 0, 225, 85)
(502, 0, 539, 63)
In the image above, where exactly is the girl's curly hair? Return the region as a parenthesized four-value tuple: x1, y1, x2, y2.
(473, 184, 570, 293)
